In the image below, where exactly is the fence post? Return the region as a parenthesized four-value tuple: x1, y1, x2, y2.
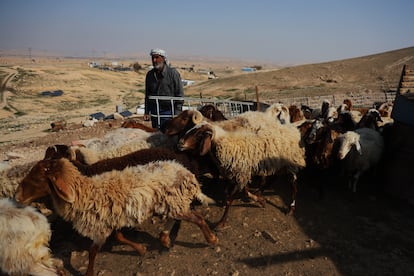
(255, 86, 260, 111)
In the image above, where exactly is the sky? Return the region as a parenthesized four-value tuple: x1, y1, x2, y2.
(1, 0, 414, 65)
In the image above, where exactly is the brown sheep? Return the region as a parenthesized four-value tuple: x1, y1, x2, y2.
(16, 159, 218, 276)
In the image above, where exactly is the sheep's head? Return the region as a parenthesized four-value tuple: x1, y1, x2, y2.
(358, 109, 383, 130)
(199, 104, 216, 120)
(288, 105, 304, 123)
(266, 103, 290, 124)
(367, 109, 383, 123)
(162, 110, 204, 136)
(177, 122, 214, 156)
(44, 144, 73, 160)
(343, 99, 353, 110)
(337, 131, 362, 160)
(377, 102, 393, 117)
(298, 119, 315, 146)
(15, 160, 53, 205)
(305, 119, 325, 144)
(16, 159, 76, 205)
(199, 104, 227, 121)
(325, 107, 338, 123)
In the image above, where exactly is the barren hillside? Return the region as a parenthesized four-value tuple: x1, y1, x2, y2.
(185, 46, 414, 100)
(0, 46, 413, 144)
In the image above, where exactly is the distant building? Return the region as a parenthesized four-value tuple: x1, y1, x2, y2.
(182, 79, 195, 86)
(88, 61, 100, 68)
(242, 67, 256, 72)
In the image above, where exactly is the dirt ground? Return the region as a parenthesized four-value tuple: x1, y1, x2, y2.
(1, 120, 414, 276)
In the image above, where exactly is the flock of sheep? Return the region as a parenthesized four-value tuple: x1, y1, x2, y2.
(0, 99, 393, 275)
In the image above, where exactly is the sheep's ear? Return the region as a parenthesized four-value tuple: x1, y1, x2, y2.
(48, 175, 75, 203)
(199, 131, 213, 156)
(67, 147, 77, 161)
(355, 141, 362, 155)
(192, 110, 204, 124)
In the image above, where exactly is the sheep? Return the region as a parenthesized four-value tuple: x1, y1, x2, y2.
(0, 144, 84, 200)
(121, 119, 158, 132)
(20, 144, 220, 250)
(177, 121, 306, 227)
(162, 109, 205, 137)
(0, 198, 62, 276)
(82, 117, 98, 127)
(337, 128, 384, 193)
(304, 118, 344, 170)
(16, 147, 200, 205)
(18, 145, 210, 250)
(377, 101, 393, 118)
(338, 99, 352, 112)
(329, 111, 357, 133)
(288, 104, 306, 123)
(301, 104, 317, 119)
(356, 108, 383, 130)
(70, 127, 177, 164)
(264, 103, 291, 124)
(16, 158, 218, 276)
(163, 105, 286, 139)
(0, 161, 38, 198)
(198, 104, 227, 121)
(70, 128, 154, 165)
(301, 118, 343, 199)
(320, 99, 332, 119)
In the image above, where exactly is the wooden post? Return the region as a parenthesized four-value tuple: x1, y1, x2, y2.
(255, 86, 260, 111)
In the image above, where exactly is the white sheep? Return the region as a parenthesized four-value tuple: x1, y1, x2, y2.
(76, 109, 285, 165)
(177, 120, 306, 226)
(163, 107, 287, 139)
(22, 158, 218, 276)
(0, 161, 37, 198)
(0, 198, 62, 276)
(337, 128, 384, 193)
(71, 127, 177, 164)
(82, 117, 98, 127)
(265, 103, 291, 124)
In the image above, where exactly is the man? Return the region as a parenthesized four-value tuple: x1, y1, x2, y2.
(144, 48, 184, 129)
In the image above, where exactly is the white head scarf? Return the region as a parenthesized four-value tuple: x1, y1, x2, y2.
(150, 48, 167, 63)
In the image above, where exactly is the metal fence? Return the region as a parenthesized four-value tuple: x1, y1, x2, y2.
(147, 96, 254, 127)
(265, 91, 396, 109)
(147, 92, 396, 127)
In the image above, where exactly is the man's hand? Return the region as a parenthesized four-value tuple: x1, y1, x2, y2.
(143, 114, 150, 121)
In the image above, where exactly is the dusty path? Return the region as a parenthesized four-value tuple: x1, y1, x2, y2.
(0, 70, 17, 113)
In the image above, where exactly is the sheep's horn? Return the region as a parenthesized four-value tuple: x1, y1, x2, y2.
(192, 110, 204, 124)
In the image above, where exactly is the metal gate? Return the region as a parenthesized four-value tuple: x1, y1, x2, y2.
(147, 96, 254, 128)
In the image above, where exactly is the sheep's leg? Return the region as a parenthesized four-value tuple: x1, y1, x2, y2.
(245, 187, 266, 208)
(287, 173, 298, 216)
(216, 198, 234, 229)
(86, 243, 100, 276)
(28, 262, 62, 276)
(350, 172, 361, 193)
(115, 230, 146, 255)
(159, 219, 181, 249)
(177, 211, 218, 245)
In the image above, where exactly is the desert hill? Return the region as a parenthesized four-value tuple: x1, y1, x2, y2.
(0, 46, 413, 144)
(184, 46, 414, 100)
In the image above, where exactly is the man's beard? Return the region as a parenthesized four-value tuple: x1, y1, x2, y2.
(153, 62, 164, 70)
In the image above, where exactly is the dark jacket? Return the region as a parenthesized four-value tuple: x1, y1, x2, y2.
(145, 64, 184, 115)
